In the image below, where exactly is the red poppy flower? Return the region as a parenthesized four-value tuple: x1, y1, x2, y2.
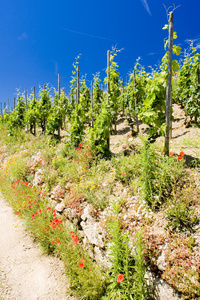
(79, 143, 82, 147)
(70, 231, 73, 234)
(122, 172, 126, 176)
(73, 236, 79, 245)
(71, 234, 75, 239)
(52, 224, 57, 229)
(33, 200, 37, 204)
(78, 262, 84, 268)
(47, 207, 51, 210)
(53, 213, 56, 217)
(178, 156, 183, 161)
(17, 211, 20, 215)
(43, 194, 46, 197)
(34, 189, 37, 193)
(55, 238, 58, 241)
(86, 146, 89, 149)
(45, 227, 49, 231)
(180, 151, 185, 156)
(38, 209, 42, 214)
(28, 205, 31, 208)
(32, 214, 35, 218)
(74, 159, 77, 162)
(169, 152, 174, 156)
(85, 165, 88, 168)
(77, 147, 81, 151)
(21, 192, 24, 194)
(80, 257, 84, 263)
(53, 210, 56, 213)
(16, 179, 20, 184)
(124, 146, 127, 149)
(28, 200, 31, 204)
(26, 195, 31, 199)
(51, 241, 55, 245)
(57, 240, 61, 245)
(29, 184, 33, 188)
(12, 186, 16, 189)
(24, 182, 28, 185)
(117, 274, 124, 283)
(15, 193, 17, 196)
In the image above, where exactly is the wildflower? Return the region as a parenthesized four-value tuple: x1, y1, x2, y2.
(24, 182, 28, 185)
(34, 189, 37, 193)
(47, 207, 51, 210)
(53, 213, 56, 217)
(28, 200, 31, 204)
(53, 210, 56, 213)
(74, 159, 77, 162)
(45, 227, 49, 231)
(117, 274, 124, 283)
(51, 241, 55, 245)
(86, 146, 89, 149)
(16, 211, 20, 215)
(12, 185, 16, 189)
(169, 152, 174, 156)
(28, 206, 31, 208)
(15, 193, 17, 196)
(85, 165, 88, 168)
(79, 262, 84, 268)
(122, 172, 126, 176)
(178, 156, 183, 161)
(79, 143, 82, 147)
(124, 146, 127, 149)
(77, 147, 81, 151)
(29, 184, 33, 188)
(72, 235, 79, 244)
(43, 194, 46, 197)
(80, 257, 84, 263)
(57, 240, 61, 245)
(26, 195, 31, 199)
(21, 192, 24, 194)
(38, 209, 42, 214)
(33, 200, 37, 204)
(180, 151, 185, 156)
(57, 225, 60, 229)
(16, 179, 20, 184)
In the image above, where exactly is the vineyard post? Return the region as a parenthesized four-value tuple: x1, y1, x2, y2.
(91, 80, 94, 128)
(14, 97, 16, 110)
(33, 86, 36, 136)
(195, 66, 200, 123)
(0, 103, 3, 121)
(58, 73, 61, 138)
(122, 79, 124, 115)
(107, 50, 110, 150)
(107, 50, 110, 104)
(165, 12, 174, 155)
(76, 66, 80, 104)
(25, 88, 28, 133)
(133, 71, 139, 133)
(4, 102, 6, 110)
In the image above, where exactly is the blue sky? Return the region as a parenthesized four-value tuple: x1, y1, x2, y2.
(0, 0, 200, 109)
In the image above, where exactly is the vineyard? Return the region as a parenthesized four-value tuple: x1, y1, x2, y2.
(0, 13, 200, 300)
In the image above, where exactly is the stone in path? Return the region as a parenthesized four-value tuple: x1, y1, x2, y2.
(0, 193, 76, 300)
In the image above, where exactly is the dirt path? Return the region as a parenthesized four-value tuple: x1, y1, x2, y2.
(0, 193, 75, 300)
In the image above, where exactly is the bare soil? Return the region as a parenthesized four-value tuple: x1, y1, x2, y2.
(0, 193, 75, 300)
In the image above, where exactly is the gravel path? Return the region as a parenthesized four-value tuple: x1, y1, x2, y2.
(0, 193, 75, 300)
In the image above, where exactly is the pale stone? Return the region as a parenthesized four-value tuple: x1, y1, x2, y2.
(80, 220, 106, 248)
(33, 169, 44, 186)
(55, 202, 65, 213)
(51, 185, 65, 202)
(94, 246, 112, 268)
(81, 204, 93, 222)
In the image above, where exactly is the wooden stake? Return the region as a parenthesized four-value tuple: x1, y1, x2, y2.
(133, 71, 139, 133)
(25, 89, 28, 133)
(107, 50, 110, 104)
(76, 66, 80, 104)
(91, 80, 94, 128)
(165, 12, 174, 155)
